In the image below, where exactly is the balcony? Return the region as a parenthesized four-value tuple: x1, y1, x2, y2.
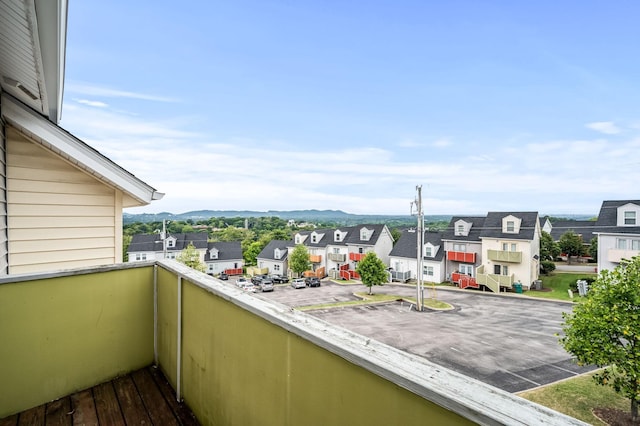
(487, 249, 522, 263)
(447, 251, 476, 263)
(0, 261, 580, 425)
(607, 248, 640, 263)
(349, 252, 365, 262)
(328, 252, 346, 262)
(476, 265, 512, 293)
(309, 254, 322, 263)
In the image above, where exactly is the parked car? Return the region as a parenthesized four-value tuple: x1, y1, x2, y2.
(219, 272, 228, 280)
(258, 279, 274, 292)
(241, 282, 255, 292)
(236, 277, 248, 287)
(270, 274, 289, 284)
(291, 278, 306, 289)
(251, 275, 267, 285)
(305, 277, 321, 287)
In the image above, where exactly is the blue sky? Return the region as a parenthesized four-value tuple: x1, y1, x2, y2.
(59, 1, 640, 216)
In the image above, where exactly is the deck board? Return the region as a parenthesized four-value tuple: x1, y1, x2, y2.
(2, 367, 198, 425)
(70, 389, 99, 426)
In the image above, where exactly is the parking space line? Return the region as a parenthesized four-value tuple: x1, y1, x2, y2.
(503, 370, 541, 387)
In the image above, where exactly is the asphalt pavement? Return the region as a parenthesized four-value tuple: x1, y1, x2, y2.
(256, 280, 595, 393)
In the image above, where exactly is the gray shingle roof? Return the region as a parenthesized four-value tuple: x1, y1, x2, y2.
(441, 216, 486, 242)
(205, 241, 243, 262)
(128, 232, 208, 252)
(257, 240, 289, 261)
(389, 230, 445, 261)
(594, 200, 640, 235)
(547, 220, 596, 241)
(479, 212, 539, 240)
(290, 224, 389, 248)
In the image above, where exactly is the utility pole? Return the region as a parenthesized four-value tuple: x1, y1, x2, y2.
(411, 185, 424, 312)
(162, 219, 168, 259)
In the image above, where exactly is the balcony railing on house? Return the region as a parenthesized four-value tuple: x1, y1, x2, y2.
(309, 254, 322, 263)
(390, 270, 411, 282)
(0, 261, 585, 425)
(607, 248, 640, 263)
(447, 251, 476, 263)
(349, 252, 365, 262)
(476, 265, 512, 293)
(487, 249, 522, 263)
(327, 252, 346, 262)
(451, 272, 479, 290)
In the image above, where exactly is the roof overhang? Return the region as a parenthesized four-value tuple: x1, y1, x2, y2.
(0, 0, 68, 123)
(2, 92, 164, 206)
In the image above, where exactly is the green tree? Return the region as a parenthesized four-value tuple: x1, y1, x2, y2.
(589, 236, 598, 261)
(356, 252, 388, 295)
(244, 241, 264, 266)
(176, 242, 206, 272)
(290, 244, 310, 277)
(540, 231, 560, 261)
(558, 230, 585, 263)
(560, 256, 640, 422)
(390, 228, 402, 245)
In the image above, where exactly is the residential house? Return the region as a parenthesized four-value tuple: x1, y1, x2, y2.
(443, 212, 541, 292)
(291, 224, 394, 279)
(128, 233, 208, 262)
(442, 216, 486, 286)
(0, 0, 162, 274)
(477, 212, 541, 292)
(593, 200, 640, 272)
(256, 240, 289, 276)
(204, 241, 244, 276)
(388, 229, 446, 283)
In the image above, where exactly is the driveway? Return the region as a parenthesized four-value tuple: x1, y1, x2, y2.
(258, 281, 595, 393)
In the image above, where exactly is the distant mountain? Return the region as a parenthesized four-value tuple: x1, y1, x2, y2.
(123, 209, 452, 225)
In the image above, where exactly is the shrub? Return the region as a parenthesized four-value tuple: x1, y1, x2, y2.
(540, 260, 556, 274)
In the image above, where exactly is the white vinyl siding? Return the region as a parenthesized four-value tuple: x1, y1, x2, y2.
(6, 127, 121, 274)
(0, 114, 7, 274)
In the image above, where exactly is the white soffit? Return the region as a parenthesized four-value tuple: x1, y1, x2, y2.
(2, 93, 164, 206)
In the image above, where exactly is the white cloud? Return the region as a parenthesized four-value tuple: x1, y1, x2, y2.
(75, 99, 108, 108)
(432, 138, 452, 148)
(66, 82, 178, 103)
(586, 121, 621, 135)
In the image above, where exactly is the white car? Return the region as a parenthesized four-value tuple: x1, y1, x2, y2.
(291, 278, 306, 289)
(241, 282, 255, 292)
(236, 277, 248, 288)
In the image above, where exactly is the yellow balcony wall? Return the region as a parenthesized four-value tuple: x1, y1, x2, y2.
(487, 249, 522, 263)
(0, 264, 154, 417)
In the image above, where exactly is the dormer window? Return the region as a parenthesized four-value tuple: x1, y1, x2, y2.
(454, 220, 471, 236)
(424, 246, 432, 257)
(295, 234, 302, 244)
(334, 230, 345, 242)
(625, 211, 637, 225)
(360, 227, 372, 241)
(209, 248, 219, 259)
(274, 248, 282, 259)
(502, 215, 521, 234)
(166, 237, 176, 248)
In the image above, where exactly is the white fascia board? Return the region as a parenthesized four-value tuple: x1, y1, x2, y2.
(2, 93, 164, 205)
(34, 0, 68, 123)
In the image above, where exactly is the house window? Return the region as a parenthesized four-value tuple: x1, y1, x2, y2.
(506, 221, 515, 232)
(423, 265, 434, 276)
(424, 246, 432, 257)
(135, 253, 147, 261)
(633, 240, 640, 250)
(456, 224, 464, 235)
(312, 235, 317, 243)
(333, 248, 340, 254)
(274, 264, 280, 271)
(167, 252, 176, 260)
(625, 211, 637, 225)
(453, 243, 466, 252)
(493, 265, 509, 275)
(359, 247, 364, 254)
(167, 239, 175, 248)
(617, 239, 627, 250)
(459, 264, 473, 276)
(502, 243, 508, 251)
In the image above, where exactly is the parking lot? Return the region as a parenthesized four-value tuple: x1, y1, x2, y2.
(256, 280, 595, 393)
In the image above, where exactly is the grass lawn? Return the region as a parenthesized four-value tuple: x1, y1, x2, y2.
(525, 273, 596, 302)
(519, 373, 629, 425)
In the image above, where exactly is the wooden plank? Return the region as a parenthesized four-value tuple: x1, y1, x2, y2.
(17, 404, 44, 425)
(45, 397, 72, 426)
(132, 369, 179, 426)
(0, 414, 18, 426)
(93, 382, 125, 426)
(70, 389, 99, 426)
(113, 375, 152, 425)
(147, 366, 200, 426)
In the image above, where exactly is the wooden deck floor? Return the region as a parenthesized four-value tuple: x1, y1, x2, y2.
(0, 366, 199, 426)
